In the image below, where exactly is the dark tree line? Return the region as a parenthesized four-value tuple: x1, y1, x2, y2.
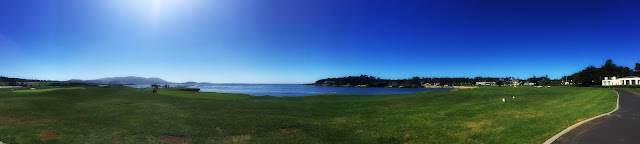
(0, 76, 92, 87)
(313, 75, 523, 88)
(313, 60, 640, 88)
(313, 75, 383, 86)
(0, 76, 49, 86)
(568, 59, 640, 86)
(0, 76, 51, 82)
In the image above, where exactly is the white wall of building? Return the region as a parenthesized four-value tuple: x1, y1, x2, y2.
(602, 76, 640, 86)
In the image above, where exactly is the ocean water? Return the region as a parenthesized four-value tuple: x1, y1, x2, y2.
(126, 84, 450, 97)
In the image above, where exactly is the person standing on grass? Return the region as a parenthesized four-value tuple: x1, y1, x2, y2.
(152, 84, 159, 93)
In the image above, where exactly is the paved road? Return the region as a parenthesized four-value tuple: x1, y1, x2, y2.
(554, 89, 640, 144)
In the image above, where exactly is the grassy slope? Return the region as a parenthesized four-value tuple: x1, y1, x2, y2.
(0, 86, 616, 143)
(622, 88, 640, 95)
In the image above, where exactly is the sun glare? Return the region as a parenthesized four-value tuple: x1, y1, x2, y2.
(106, 0, 206, 29)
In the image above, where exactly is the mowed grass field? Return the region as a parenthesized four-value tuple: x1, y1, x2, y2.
(0, 86, 616, 143)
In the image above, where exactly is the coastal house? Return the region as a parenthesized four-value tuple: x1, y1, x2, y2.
(562, 80, 574, 85)
(508, 80, 520, 86)
(475, 82, 496, 86)
(422, 83, 440, 86)
(602, 76, 640, 86)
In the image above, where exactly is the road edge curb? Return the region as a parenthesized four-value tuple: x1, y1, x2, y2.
(542, 89, 620, 144)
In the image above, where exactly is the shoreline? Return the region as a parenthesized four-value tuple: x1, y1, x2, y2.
(0, 86, 23, 89)
(307, 84, 477, 89)
(424, 85, 478, 89)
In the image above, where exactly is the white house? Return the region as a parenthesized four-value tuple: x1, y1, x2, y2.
(602, 76, 640, 86)
(511, 80, 522, 86)
(476, 82, 496, 86)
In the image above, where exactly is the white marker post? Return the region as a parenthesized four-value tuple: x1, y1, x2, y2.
(502, 98, 506, 103)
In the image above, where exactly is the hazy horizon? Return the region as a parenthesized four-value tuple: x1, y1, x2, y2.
(1, 0, 639, 83)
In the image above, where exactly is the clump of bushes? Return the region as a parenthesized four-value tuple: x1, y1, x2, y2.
(179, 88, 200, 92)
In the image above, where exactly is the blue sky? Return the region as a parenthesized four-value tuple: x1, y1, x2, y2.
(1, 0, 639, 83)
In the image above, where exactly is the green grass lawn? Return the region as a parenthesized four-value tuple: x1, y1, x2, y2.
(0, 86, 616, 143)
(622, 88, 640, 95)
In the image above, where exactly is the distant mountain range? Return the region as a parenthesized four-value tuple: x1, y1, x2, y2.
(69, 76, 171, 85)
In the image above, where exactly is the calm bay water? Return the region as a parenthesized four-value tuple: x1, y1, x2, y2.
(126, 84, 450, 97)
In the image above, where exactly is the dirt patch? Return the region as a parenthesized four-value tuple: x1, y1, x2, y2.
(576, 118, 585, 122)
(465, 121, 484, 132)
(162, 136, 184, 144)
(87, 123, 99, 127)
(403, 131, 417, 139)
(280, 128, 299, 133)
(231, 134, 251, 143)
(332, 117, 347, 124)
(20, 117, 34, 122)
(7, 110, 18, 115)
(38, 131, 59, 140)
(53, 115, 61, 120)
(214, 127, 223, 132)
(1, 103, 11, 108)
